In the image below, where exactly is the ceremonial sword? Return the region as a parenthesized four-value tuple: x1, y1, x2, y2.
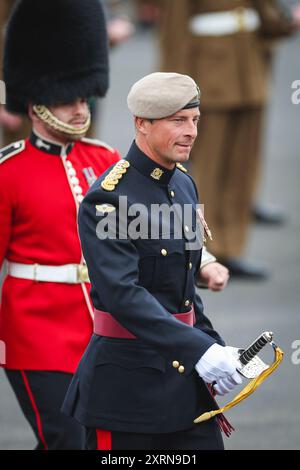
(194, 332, 283, 426)
(236, 331, 275, 379)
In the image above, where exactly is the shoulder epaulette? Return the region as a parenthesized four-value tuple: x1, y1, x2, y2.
(101, 159, 130, 192)
(0, 140, 25, 165)
(80, 137, 114, 153)
(176, 162, 188, 173)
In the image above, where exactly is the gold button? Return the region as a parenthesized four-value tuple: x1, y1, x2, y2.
(172, 361, 180, 369)
(67, 167, 76, 178)
(184, 225, 189, 233)
(161, 249, 168, 257)
(70, 176, 80, 185)
(184, 300, 190, 307)
(189, 262, 193, 270)
(178, 366, 185, 374)
(74, 185, 83, 195)
(170, 190, 175, 198)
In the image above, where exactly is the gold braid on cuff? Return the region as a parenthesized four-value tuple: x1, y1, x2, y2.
(33, 104, 91, 137)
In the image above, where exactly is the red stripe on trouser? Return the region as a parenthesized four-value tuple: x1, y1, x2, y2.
(96, 429, 112, 450)
(20, 371, 48, 450)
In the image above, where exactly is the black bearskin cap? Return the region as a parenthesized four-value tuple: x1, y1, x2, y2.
(3, 0, 109, 114)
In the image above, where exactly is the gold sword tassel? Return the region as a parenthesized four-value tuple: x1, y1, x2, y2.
(194, 344, 284, 424)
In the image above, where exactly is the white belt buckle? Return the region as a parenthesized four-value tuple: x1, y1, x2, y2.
(76, 264, 90, 283)
(234, 6, 246, 32)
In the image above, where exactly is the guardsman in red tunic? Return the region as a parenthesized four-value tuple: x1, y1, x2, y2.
(0, 0, 120, 449)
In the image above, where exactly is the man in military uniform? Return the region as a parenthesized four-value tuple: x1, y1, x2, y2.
(150, 0, 296, 278)
(62, 73, 243, 450)
(0, 0, 121, 450)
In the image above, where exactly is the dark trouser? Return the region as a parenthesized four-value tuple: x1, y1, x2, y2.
(86, 421, 224, 450)
(5, 369, 85, 450)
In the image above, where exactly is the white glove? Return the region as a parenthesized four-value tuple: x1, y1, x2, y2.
(195, 343, 243, 395)
(224, 346, 241, 361)
(214, 346, 243, 395)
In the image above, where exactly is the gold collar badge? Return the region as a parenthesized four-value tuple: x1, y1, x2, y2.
(151, 168, 164, 180)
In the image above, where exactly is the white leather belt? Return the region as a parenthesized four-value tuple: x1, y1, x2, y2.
(189, 8, 261, 36)
(7, 261, 90, 284)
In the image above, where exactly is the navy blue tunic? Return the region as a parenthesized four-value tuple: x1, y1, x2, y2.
(62, 141, 224, 433)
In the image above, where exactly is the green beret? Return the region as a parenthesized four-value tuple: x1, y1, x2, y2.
(127, 72, 200, 119)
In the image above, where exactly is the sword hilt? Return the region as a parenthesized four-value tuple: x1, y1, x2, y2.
(239, 331, 273, 366)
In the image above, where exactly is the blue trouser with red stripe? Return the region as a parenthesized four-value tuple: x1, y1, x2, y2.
(86, 422, 224, 450)
(5, 370, 85, 450)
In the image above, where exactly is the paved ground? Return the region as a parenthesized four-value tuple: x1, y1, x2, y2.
(0, 26, 300, 450)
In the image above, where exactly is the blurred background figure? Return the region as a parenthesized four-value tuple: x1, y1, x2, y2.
(105, 0, 135, 46)
(134, 0, 299, 279)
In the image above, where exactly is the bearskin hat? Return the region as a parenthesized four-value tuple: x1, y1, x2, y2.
(3, 0, 109, 114)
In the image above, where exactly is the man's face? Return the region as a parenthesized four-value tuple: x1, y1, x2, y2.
(29, 98, 91, 144)
(49, 98, 90, 131)
(140, 107, 200, 167)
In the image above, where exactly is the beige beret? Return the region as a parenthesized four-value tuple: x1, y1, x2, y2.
(127, 72, 200, 119)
